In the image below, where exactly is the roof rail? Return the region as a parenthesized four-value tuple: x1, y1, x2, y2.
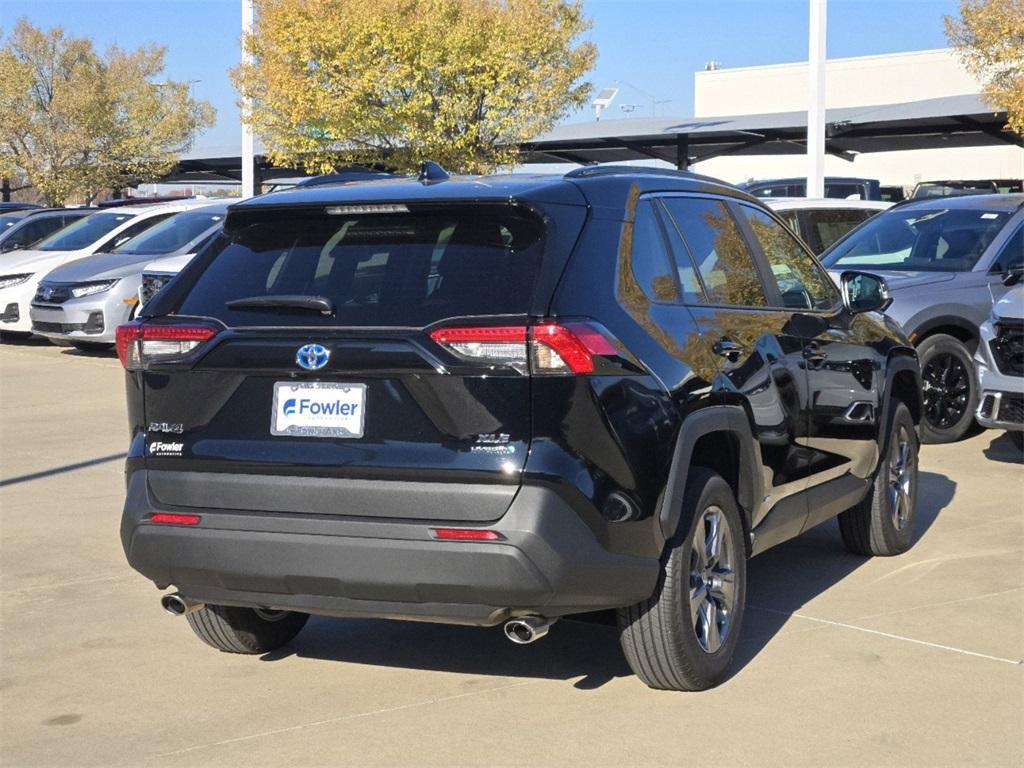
(294, 166, 398, 187)
(562, 164, 728, 187)
(418, 161, 451, 183)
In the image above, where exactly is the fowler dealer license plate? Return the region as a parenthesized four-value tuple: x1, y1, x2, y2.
(271, 382, 366, 438)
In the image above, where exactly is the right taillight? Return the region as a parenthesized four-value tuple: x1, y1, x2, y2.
(116, 323, 218, 370)
(429, 322, 621, 375)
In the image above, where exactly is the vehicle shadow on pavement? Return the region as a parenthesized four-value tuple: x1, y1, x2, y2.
(263, 611, 631, 689)
(982, 432, 1023, 464)
(727, 470, 955, 685)
(261, 471, 955, 691)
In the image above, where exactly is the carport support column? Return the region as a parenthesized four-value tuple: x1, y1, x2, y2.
(675, 135, 689, 171)
(807, 0, 827, 198)
(241, 0, 256, 199)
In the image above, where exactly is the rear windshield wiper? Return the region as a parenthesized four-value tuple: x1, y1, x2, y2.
(225, 295, 335, 314)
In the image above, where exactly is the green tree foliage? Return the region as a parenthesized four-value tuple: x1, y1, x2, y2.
(0, 20, 215, 204)
(945, 0, 1024, 134)
(233, 0, 597, 174)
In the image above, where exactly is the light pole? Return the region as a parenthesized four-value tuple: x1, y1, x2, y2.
(807, 0, 827, 198)
(616, 80, 671, 118)
(241, 0, 255, 198)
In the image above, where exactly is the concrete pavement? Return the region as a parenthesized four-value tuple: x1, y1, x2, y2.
(1, 339, 1021, 767)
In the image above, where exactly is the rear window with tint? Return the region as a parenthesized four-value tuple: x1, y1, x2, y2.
(175, 205, 545, 327)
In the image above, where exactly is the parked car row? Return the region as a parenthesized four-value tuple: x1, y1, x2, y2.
(0, 200, 228, 351)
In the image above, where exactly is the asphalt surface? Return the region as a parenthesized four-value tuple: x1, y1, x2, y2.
(1, 338, 1022, 767)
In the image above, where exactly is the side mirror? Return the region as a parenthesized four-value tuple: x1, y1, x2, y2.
(1002, 265, 1023, 287)
(1, 242, 22, 253)
(841, 270, 892, 314)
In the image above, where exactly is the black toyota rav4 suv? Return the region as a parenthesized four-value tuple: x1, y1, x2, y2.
(119, 166, 922, 691)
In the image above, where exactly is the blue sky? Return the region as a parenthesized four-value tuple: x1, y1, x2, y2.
(0, 0, 962, 152)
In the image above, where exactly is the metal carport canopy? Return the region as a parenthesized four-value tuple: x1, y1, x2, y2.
(519, 94, 1023, 168)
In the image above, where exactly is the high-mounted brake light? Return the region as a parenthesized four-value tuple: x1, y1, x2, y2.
(150, 513, 201, 526)
(116, 323, 218, 369)
(432, 528, 502, 541)
(429, 322, 618, 375)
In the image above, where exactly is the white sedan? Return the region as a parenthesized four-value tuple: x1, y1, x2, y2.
(764, 198, 891, 254)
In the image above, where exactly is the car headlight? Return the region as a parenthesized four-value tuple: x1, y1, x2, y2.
(71, 279, 119, 298)
(0, 273, 33, 290)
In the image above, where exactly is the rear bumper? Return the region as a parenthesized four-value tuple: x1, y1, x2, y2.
(120, 470, 659, 625)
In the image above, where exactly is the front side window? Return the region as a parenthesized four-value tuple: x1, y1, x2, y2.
(738, 206, 839, 310)
(823, 207, 1011, 272)
(994, 227, 1023, 272)
(661, 197, 767, 307)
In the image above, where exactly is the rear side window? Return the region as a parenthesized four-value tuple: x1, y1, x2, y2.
(661, 198, 767, 307)
(175, 205, 545, 327)
(630, 201, 680, 303)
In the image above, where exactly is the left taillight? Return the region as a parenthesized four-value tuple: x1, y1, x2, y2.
(116, 323, 218, 370)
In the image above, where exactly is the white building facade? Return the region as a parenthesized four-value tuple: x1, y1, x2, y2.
(691, 49, 1024, 191)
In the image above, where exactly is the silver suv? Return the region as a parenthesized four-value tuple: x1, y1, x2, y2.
(975, 285, 1024, 450)
(823, 194, 1023, 443)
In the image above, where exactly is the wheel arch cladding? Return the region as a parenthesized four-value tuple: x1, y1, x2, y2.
(912, 317, 978, 351)
(657, 406, 762, 546)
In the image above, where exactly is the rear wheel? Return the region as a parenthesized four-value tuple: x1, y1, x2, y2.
(839, 401, 919, 556)
(917, 333, 976, 444)
(185, 604, 309, 654)
(0, 331, 31, 342)
(617, 468, 747, 691)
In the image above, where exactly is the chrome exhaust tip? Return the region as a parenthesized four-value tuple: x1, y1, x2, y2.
(503, 616, 556, 644)
(160, 592, 205, 617)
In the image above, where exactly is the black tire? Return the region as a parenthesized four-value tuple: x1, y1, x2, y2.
(917, 333, 977, 444)
(839, 401, 919, 557)
(71, 341, 114, 353)
(1009, 431, 1024, 453)
(617, 468, 747, 691)
(0, 331, 31, 342)
(185, 604, 309, 654)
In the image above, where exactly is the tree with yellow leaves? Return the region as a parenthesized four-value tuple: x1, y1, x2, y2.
(945, 0, 1024, 134)
(233, 0, 597, 175)
(0, 20, 215, 205)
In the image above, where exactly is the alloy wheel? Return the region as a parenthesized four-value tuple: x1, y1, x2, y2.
(688, 505, 737, 654)
(887, 424, 915, 530)
(922, 352, 970, 429)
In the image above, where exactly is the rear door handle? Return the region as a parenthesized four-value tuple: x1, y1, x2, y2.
(712, 338, 744, 362)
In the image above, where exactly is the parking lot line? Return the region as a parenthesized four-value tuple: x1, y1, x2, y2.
(749, 605, 1022, 665)
(849, 585, 1022, 621)
(151, 679, 539, 760)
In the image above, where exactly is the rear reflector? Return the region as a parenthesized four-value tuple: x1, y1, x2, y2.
(429, 322, 618, 375)
(117, 323, 218, 369)
(150, 513, 201, 526)
(431, 528, 502, 541)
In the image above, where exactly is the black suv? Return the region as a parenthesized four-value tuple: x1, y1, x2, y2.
(118, 166, 922, 691)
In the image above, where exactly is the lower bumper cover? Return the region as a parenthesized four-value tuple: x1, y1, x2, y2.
(121, 470, 659, 625)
